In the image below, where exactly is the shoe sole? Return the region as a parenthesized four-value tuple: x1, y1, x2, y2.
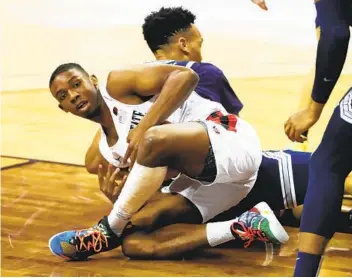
(255, 202, 289, 244)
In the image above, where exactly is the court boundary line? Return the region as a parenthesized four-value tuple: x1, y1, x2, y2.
(1, 155, 85, 168)
(1, 160, 37, 171)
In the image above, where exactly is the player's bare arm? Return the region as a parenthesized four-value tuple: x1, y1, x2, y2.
(106, 64, 199, 165)
(106, 64, 199, 127)
(85, 129, 106, 174)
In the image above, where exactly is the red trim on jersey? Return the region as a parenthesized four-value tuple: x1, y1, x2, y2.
(206, 111, 238, 132)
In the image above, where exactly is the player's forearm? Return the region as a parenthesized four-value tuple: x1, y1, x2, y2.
(311, 26, 350, 105)
(85, 149, 107, 174)
(85, 130, 105, 174)
(140, 70, 199, 127)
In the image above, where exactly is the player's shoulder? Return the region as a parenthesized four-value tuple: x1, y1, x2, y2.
(190, 62, 225, 78)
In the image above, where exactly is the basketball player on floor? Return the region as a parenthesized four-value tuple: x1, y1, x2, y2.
(47, 61, 291, 260)
(48, 7, 350, 261)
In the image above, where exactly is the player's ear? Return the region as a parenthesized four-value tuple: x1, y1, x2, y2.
(178, 37, 190, 54)
(90, 75, 99, 88)
(58, 104, 68, 112)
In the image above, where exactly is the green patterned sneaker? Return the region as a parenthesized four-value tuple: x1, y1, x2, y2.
(231, 202, 289, 248)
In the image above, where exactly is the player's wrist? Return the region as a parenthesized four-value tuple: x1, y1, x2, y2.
(137, 115, 156, 133)
(140, 109, 163, 129)
(307, 99, 324, 120)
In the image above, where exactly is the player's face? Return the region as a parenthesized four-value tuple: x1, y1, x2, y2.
(186, 24, 203, 62)
(50, 69, 100, 119)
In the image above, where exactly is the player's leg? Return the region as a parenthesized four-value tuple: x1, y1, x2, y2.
(294, 88, 352, 276)
(230, 150, 309, 217)
(130, 192, 203, 230)
(49, 118, 261, 260)
(48, 187, 201, 260)
(122, 224, 207, 259)
(48, 183, 287, 260)
(122, 169, 289, 260)
(346, 0, 352, 27)
(108, 119, 261, 237)
(107, 122, 212, 236)
(292, 171, 352, 221)
(122, 201, 288, 259)
(120, 192, 206, 259)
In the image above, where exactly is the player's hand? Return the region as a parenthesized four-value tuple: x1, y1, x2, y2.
(123, 124, 149, 169)
(251, 0, 268, 11)
(284, 109, 319, 143)
(98, 163, 128, 203)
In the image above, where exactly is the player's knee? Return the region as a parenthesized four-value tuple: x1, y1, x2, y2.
(332, 24, 350, 40)
(137, 127, 168, 167)
(310, 149, 334, 174)
(309, 151, 330, 180)
(323, 23, 350, 41)
(122, 236, 160, 259)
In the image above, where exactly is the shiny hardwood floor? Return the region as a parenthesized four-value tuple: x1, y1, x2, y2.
(1, 162, 352, 277)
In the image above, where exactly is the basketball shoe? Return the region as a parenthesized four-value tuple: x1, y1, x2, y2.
(231, 202, 289, 248)
(49, 216, 121, 260)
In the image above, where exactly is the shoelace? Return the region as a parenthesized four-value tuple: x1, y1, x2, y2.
(231, 221, 269, 248)
(75, 228, 109, 253)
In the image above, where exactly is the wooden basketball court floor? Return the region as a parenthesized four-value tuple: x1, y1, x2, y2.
(2, 74, 352, 276)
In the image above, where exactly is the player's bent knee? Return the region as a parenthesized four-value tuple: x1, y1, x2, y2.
(137, 127, 168, 167)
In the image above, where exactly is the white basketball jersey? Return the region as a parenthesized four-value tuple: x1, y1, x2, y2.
(98, 84, 226, 168)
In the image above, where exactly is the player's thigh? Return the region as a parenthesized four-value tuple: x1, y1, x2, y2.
(143, 122, 210, 177)
(313, 89, 352, 175)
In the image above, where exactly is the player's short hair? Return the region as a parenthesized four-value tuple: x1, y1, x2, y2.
(49, 63, 88, 87)
(142, 7, 196, 53)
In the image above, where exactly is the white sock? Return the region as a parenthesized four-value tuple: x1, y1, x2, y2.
(107, 207, 131, 237)
(206, 218, 238, 247)
(108, 162, 167, 236)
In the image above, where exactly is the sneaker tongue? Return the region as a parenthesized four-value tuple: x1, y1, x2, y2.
(94, 223, 109, 236)
(95, 217, 118, 238)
